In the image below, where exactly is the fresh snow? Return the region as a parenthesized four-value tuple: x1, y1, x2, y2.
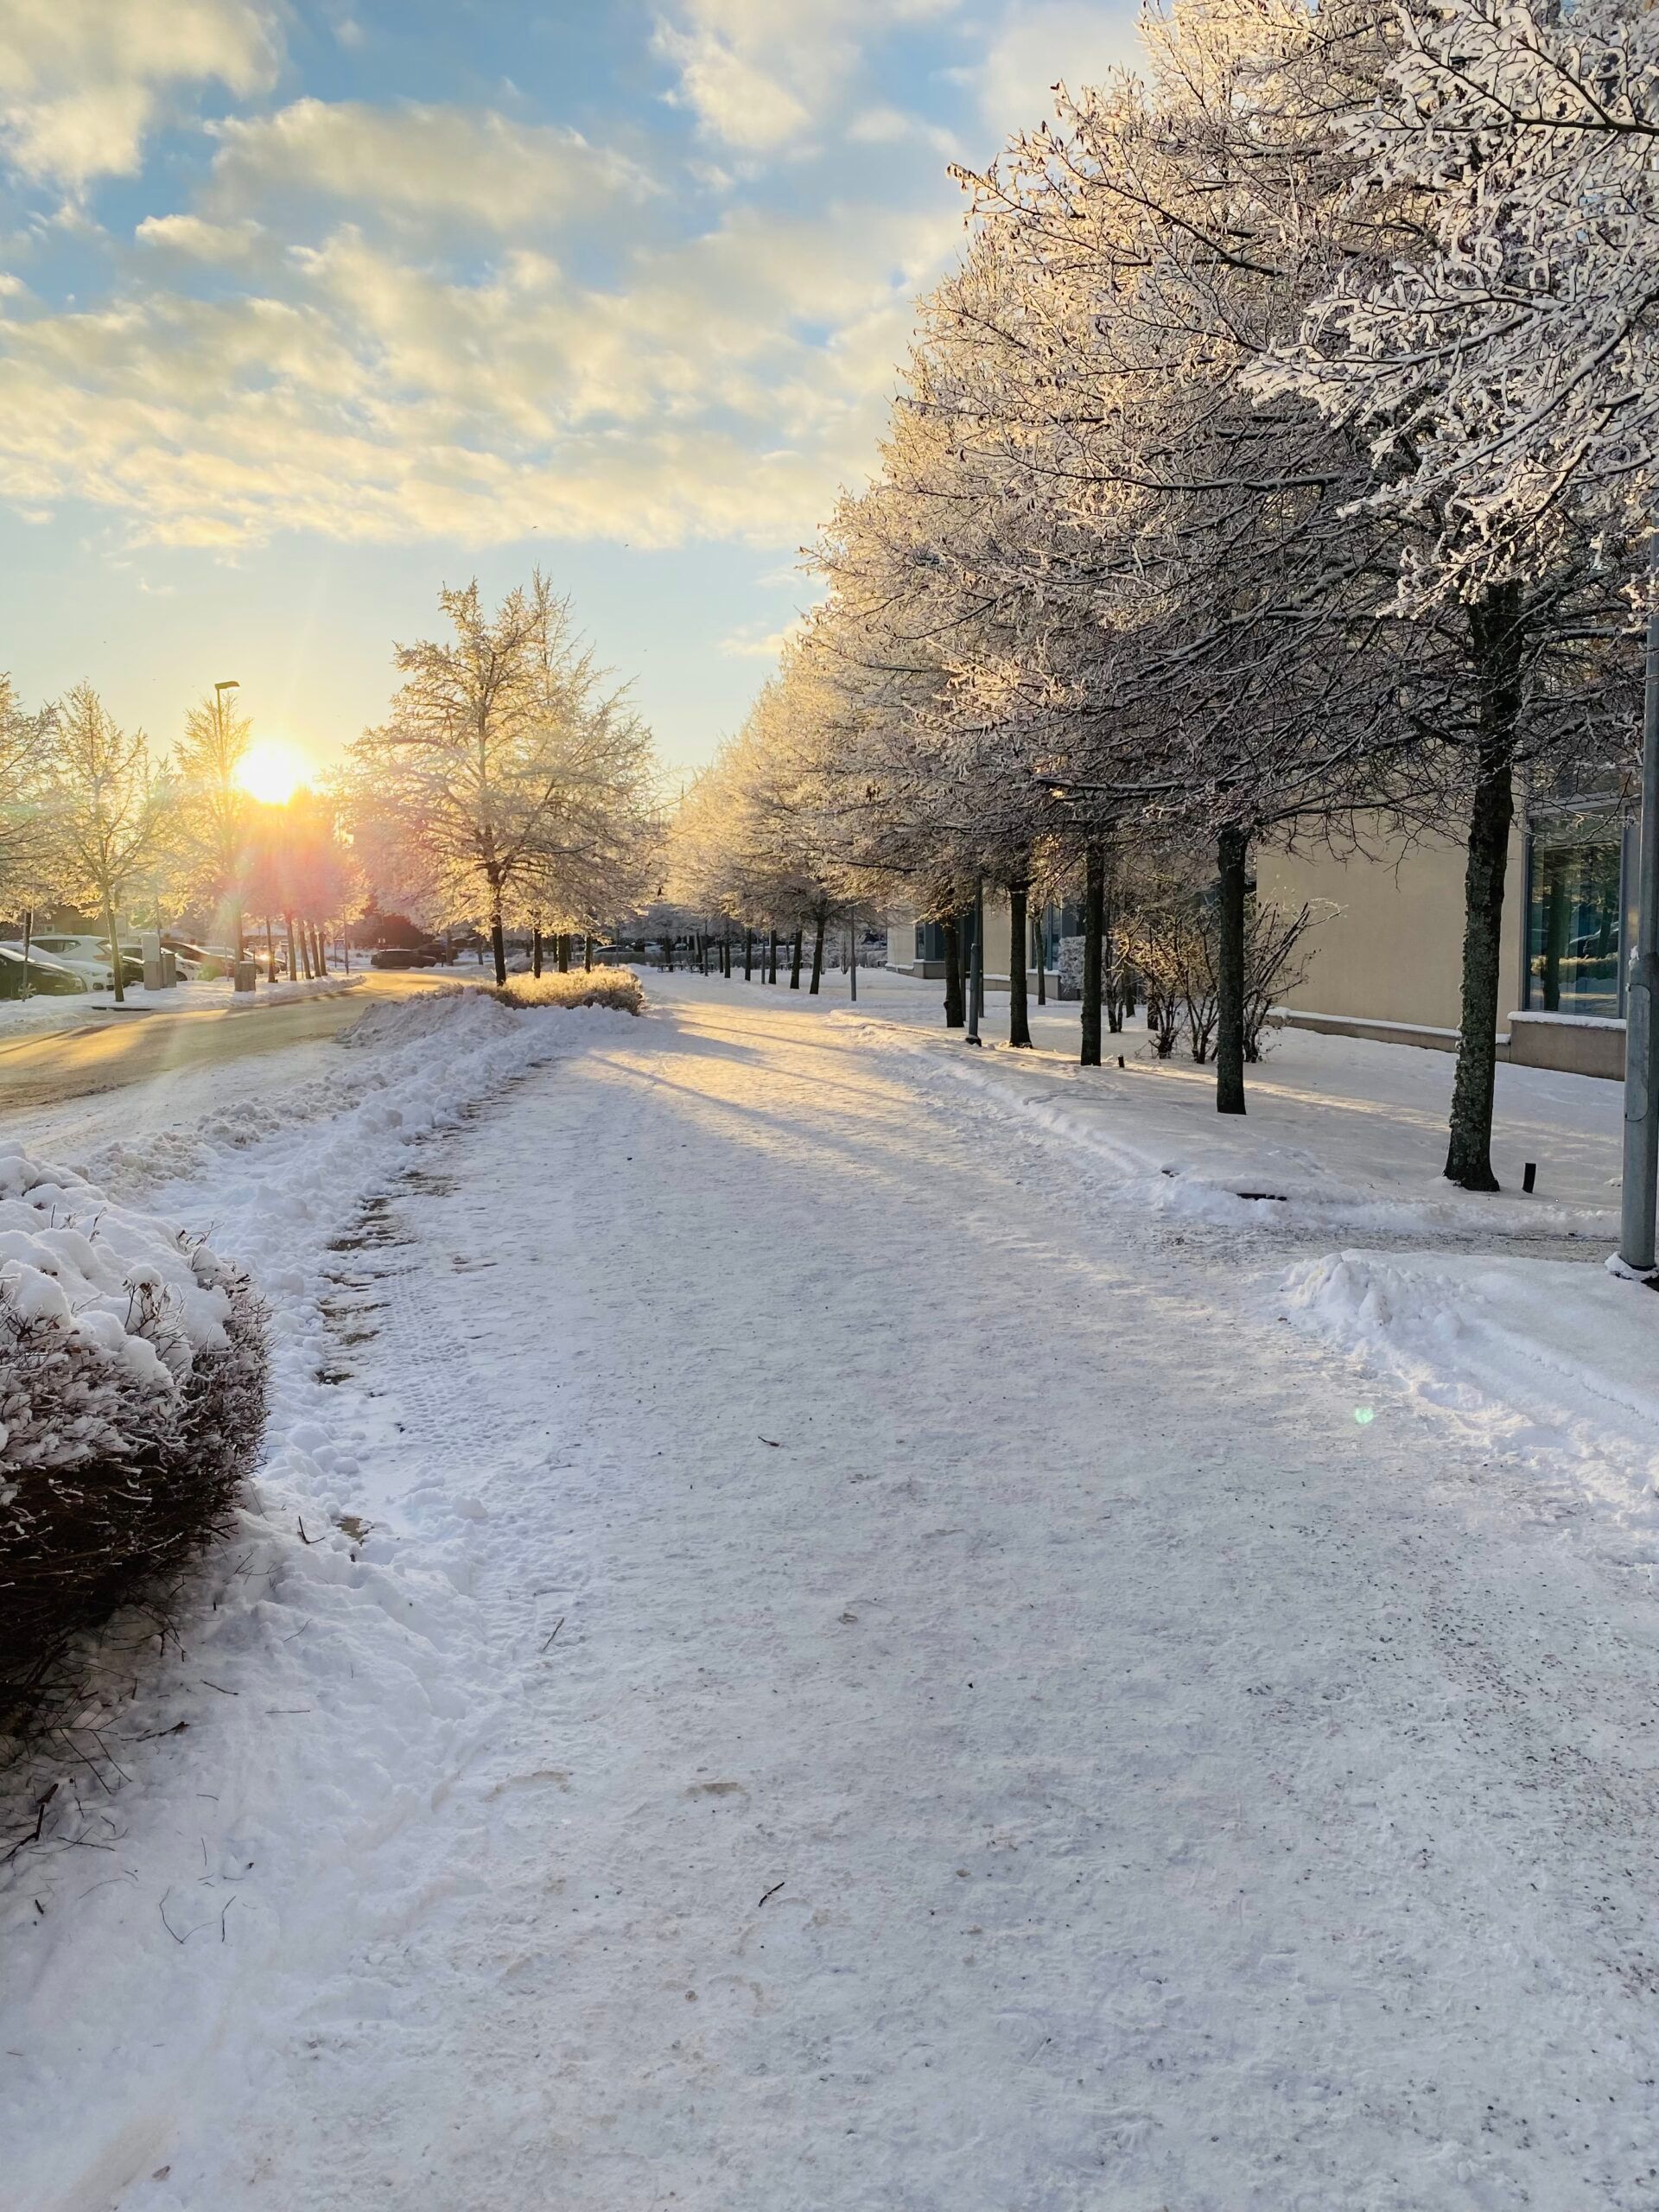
(5, 969, 1659, 2210)
(0, 1147, 236, 1477)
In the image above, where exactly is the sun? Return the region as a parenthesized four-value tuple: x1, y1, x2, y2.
(238, 737, 313, 806)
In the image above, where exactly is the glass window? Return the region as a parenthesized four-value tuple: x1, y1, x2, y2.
(1527, 817, 1624, 1018)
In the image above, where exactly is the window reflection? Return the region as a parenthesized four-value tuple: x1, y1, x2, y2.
(1527, 819, 1623, 1018)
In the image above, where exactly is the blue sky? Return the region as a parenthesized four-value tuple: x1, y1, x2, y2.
(0, 0, 1141, 780)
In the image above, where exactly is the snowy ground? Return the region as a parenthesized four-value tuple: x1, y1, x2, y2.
(6, 970, 1659, 2209)
(0, 973, 363, 1034)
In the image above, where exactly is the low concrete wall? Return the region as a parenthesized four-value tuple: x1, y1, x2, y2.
(1509, 1012, 1626, 1081)
(1272, 1008, 1505, 1059)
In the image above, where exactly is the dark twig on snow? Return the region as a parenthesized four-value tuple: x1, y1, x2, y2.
(541, 1618, 566, 1653)
(758, 1880, 785, 1908)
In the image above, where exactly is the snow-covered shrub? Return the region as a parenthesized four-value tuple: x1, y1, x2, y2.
(493, 969, 644, 1014)
(0, 1146, 267, 1719)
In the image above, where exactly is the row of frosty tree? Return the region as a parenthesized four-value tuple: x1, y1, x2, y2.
(671, 0, 1659, 1194)
(0, 574, 662, 995)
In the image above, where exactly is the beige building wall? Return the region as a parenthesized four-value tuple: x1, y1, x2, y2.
(886, 897, 1018, 983)
(1257, 822, 1525, 1035)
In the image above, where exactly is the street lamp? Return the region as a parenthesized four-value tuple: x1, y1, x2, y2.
(213, 680, 245, 971)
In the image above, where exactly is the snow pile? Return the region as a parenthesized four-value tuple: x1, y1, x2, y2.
(1282, 1248, 1659, 1521)
(0, 1145, 267, 1716)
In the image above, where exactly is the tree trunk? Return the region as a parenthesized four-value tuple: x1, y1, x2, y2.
(264, 917, 276, 985)
(1445, 587, 1523, 1191)
(491, 911, 507, 986)
(1104, 872, 1123, 1034)
(301, 923, 315, 981)
(101, 887, 124, 1004)
(1034, 909, 1046, 1007)
(559, 932, 571, 974)
(1446, 757, 1516, 1190)
(532, 926, 543, 978)
(944, 913, 964, 1027)
(789, 927, 803, 989)
(1008, 881, 1032, 1047)
(809, 912, 826, 995)
(284, 913, 299, 985)
(584, 933, 593, 971)
(1081, 842, 1104, 1067)
(744, 927, 753, 981)
(1215, 824, 1249, 1116)
(314, 922, 329, 976)
(764, 928, 775, 983)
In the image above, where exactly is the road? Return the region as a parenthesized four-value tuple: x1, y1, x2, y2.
(0, 970, 467, 1120)
(7, 974, 1659, 2209)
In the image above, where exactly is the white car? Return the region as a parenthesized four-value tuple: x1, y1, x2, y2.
(28, 934, 143, 989)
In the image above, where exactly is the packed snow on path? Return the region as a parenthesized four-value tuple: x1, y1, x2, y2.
(7, 975, 1659, 2210)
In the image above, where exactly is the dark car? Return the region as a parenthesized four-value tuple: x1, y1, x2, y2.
(370, 946, 442, 969)
(0, 943, 88, 997)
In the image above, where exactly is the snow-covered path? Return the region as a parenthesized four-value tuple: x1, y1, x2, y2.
(13, 978, 1659, 2209)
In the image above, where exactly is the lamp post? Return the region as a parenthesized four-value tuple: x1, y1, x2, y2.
(964, 876, 983, 1045)
(214, 681, 245, 968)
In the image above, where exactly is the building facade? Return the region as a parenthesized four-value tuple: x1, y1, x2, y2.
(886, 795, 1632, 1078)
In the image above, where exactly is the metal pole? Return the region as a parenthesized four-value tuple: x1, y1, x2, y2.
(964, 877, 982, 1045)
(849, 910, 856, 1004)
(975, 877, 985, 1020)
(1618, 587, 1659, 1272)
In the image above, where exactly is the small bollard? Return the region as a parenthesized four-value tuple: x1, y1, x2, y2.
(233, 957, 257, 993)
(1522, 1161, 1537, 1194)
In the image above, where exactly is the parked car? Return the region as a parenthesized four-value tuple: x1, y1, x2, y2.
(27, 933, 143, 988)
(0, 942, 89, 997)
(369, 946, 442, 969)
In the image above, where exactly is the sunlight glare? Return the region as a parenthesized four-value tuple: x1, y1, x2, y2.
(238, 738, 313, 805)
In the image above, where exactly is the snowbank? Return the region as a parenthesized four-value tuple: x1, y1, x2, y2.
(0, 1146, 267, 1714)
(1282, 1247, 1659, 1522)
(821, 990, 1619, 1242)
(0, 984, 649, 2202)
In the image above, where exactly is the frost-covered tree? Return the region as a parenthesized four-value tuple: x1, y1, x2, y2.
(348, 575, 657, 985)
(175, 685, 254, 961)
(0, 675, 54, 918)
(41, 685, 174, 1003)
(1265, 0, 1659, 587)
(1248, 0, 1643, 1183)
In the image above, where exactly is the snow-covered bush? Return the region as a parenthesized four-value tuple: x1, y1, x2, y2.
(493, 969, 644, 1014)
(0, 1146, 267, 1719)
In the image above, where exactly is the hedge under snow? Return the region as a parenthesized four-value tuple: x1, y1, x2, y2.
(0, 1144, 267, 1717)
(491, 969, 645, 1014)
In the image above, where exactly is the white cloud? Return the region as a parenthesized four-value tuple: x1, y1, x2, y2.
(207, 100, 652, 232)
(847, 105, 959, 156)
(135, 213, 263, 262)
(0, 0, 278, 188)
(719, 616, 805, 658)
(0, 193, 956, 552)
(976, 0, 1145, 141)
(655, 0, 959, 151)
